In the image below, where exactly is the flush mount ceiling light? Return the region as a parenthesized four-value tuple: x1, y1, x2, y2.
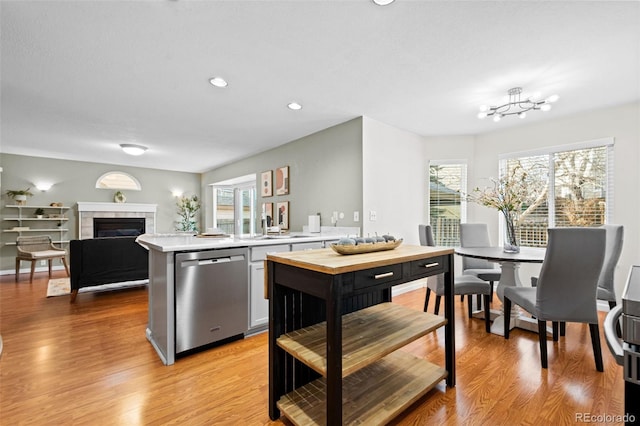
(287, 102, 302, 110)
(478, 87, 559, 122)
(120, 144, 148, 156)
(209, 76, 228, 88)
(372, 0, 395, 5)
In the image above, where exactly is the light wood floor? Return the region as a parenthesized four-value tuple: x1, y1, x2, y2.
(1, 271, 625, 425)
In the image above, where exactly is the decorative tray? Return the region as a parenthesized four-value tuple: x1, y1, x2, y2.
(330, 238, 403, 255)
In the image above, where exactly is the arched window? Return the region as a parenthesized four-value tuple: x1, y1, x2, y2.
(95, 171, 142, 190)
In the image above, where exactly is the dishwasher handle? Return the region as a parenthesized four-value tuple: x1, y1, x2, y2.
(181, 255, 245, 268)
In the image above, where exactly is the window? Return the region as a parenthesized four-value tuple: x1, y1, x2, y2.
(429, 161, 467, 246)
(211, 174, 257, 236)
(95, 171, 141, 190)
(501, 138, 613, 247)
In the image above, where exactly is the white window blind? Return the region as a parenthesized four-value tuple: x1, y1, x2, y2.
(428, 161, 467, 246)
(500, 138, 614, 247)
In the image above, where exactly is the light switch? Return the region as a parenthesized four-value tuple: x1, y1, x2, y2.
(369, 210, 377, 221)
(353, 211, 359, 222)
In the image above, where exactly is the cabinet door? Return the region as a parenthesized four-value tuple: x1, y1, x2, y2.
(250, 262, 269, 329)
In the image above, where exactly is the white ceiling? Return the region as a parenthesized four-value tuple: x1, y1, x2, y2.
(2, 1, 639, 173)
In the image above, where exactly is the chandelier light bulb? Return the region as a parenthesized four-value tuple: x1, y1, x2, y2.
(493, 114, 502, 122)
(540, 104, 552, 112)
(518, 112, 526, 119)
(479, 105, 489, 112)
(546, 94, 560, 103)
(478, 111, 488, 119)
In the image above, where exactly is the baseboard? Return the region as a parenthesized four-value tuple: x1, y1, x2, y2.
(1, 265, 66, 276)
(391, 279, 427, 297)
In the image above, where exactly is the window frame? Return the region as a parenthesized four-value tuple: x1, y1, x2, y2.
(428, 160, 468, 247)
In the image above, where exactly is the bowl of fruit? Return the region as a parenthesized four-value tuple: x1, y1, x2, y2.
(330, 233, 402, 255)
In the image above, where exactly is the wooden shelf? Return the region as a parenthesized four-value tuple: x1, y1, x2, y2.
(277, 302, 446, 378)
(277, 350, 447, 426)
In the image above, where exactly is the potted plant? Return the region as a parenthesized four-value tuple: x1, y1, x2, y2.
(176, 195, 200, 233)
(34, 208, 45, 219)
(6, 188, 34, 205)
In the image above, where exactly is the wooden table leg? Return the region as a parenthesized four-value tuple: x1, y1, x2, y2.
(444, 254, 456, 387)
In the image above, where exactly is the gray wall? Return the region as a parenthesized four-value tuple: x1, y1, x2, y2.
(201, 118, 364, 233)
(1, 154, 200, 272)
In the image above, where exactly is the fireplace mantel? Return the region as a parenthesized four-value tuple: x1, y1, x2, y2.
(77, 202, 157, 239)
(77, 202, 157, 213)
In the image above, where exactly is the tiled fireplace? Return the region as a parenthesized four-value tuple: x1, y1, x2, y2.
(77, 202, 157, 239)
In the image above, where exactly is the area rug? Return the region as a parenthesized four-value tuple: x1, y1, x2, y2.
(46, 278, 148, 298)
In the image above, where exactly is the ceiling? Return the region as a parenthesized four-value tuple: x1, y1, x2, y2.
(1, 1, 639, 173)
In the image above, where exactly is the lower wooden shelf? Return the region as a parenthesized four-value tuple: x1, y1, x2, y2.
(277, 302, 446, 377)
(277, 350, 447, 426)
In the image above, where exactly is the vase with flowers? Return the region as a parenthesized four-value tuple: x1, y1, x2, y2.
(468, 165, 532, 253)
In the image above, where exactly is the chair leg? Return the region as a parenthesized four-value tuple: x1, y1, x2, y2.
(504, 297, 512, 339)
(460, 295, 464, 303)
(589, 323, 604, 372)
(489, 281, 494, 304)
(538, 320, 548, 368)
(424, 288, 431, 312)
(29, 260, 36, 283)
(476, 294, 482, 311)
(552, 322, 559, 341)
(467, 296, 473, 318)
(15, 258, 20, 282)
(434, 295, 441, 315)
(61, 257, 70, 277)
(483, 294, 491, 333)
(48, 259, 53, 278)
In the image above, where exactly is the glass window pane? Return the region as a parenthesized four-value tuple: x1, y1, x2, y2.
(504, 155, 549, 247)
(553, 146, 607, 227)
(216, 188, 235, 234)
(429, 163, 465, 246)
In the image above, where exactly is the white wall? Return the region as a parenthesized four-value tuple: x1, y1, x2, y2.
(362, 117, 425, 246)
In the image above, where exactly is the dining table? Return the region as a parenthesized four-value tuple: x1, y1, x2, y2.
(454, 246, 546, 335)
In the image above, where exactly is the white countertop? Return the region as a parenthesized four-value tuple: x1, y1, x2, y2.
(136, 232, 347, 252)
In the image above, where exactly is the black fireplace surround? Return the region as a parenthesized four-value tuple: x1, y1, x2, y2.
(93, 217, 145, 238)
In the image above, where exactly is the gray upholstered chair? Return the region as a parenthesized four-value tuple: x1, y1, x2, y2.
(503, 227, 606, 371)
(596, 224, 624, 308)
(16, 235, 69, 283)
(419, 224, 492, 332)
(460, 223, 501, 303)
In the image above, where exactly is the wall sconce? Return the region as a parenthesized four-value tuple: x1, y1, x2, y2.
(35, 182, 53, 191)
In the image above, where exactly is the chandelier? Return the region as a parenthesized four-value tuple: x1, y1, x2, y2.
(478, 87, 559, 122)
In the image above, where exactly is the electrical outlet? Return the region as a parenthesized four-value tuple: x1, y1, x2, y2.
(369, 210, 377, 221)
(353, 211, 359, 222)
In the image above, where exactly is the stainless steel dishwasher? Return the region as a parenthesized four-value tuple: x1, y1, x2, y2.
(175, 247, 248, 354)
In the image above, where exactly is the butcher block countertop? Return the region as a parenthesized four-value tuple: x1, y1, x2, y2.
(266, 244, 454, 275)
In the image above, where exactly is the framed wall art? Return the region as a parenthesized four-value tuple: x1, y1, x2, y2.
(276, 201, 289, 230)
(261, 170, 273, 197)
(275, 166, 289, 195)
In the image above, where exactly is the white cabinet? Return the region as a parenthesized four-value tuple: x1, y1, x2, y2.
(2, 205, 70, 246)
(249, 244, 290, 330)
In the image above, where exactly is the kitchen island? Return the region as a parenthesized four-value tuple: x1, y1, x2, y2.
(136, 232, 352, 365)
(267, 244, 455, 425)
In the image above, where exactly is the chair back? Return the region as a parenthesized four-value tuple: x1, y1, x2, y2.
(418, 224, 444, 292)
(16, 235, 53, 253)
(597, 225, 624, 301)
(536, 228, 606, 323)
(459, 223, 495, 271)
(418, 224, 436, 247)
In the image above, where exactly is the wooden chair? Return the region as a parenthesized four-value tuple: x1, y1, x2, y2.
(15, 235, 69, 283)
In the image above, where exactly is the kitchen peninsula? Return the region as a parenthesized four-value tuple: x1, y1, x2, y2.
(136, 232, 354, 365)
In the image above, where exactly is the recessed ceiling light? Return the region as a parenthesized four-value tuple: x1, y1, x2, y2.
(287, 102, 302, 110)
(372, 0, 395, 5)
(209, 77, 228, 88)
(120, 143, 148, 156)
